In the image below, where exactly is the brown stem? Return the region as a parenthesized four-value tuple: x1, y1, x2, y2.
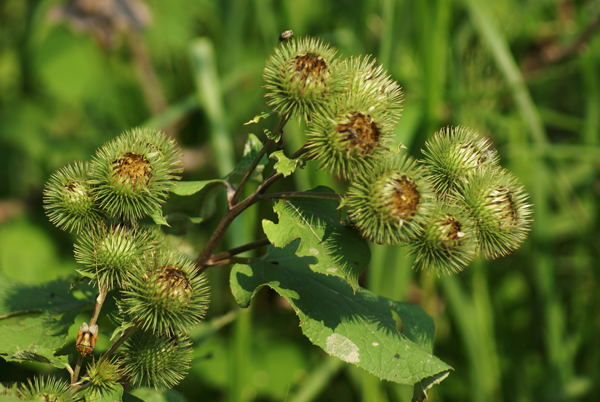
(256, 191, 342, 201)
(71, 355, 84, 385)
(70, 286, 109, 385)
(205, 257, 254, 266)
(194, 143, 308, 275)
(98, 325, 139, 365)
(207, 238, 271, 264)
(89, 286, 108, 327)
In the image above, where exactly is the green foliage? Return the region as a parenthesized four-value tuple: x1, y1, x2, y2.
(230, 242, 451, 384)
(2, 0, 598, 401)
(0, 274, 90, 368)
(262, 186, 370, 292)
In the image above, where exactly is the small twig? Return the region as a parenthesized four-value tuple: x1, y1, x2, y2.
(98, 325, 139, 365)
(207, 238, 271, 264)
(71, 355, 84, 385)
(0, 309, 42, 320)
(204, 257, 254, 267)
(256, 191, 342, 201)
(89, 286, 108, 327)
(257, 144, 310, 195)
(70, 286, 109, 385)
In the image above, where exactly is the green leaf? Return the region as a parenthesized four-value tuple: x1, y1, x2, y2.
(243, 111, 273, 125)
(226, 134, 268, 184)
(170, 180, 226, 196)
(76, 269, 96, 279)
(149, 209, 170, 227)
(0, 274, 90, 368)
(269, 150, 302, 177)
(264, 128, 281, 142)
(412, 371, 451, 402)
(230, 242, 452, 385)
(262, 186, 368, 291)
(163, 180, 226, 224)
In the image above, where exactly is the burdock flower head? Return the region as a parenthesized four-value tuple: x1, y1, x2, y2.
(90, 127, 183, 221)
(346, 154, 434, 245)
(421, 126, 499, 198)
(263, 36, 342, 123)
(305, 93, 399, 180)
(122, 252, 210, 336)
(454, 167, 533, 259)
(74, 224, 157, 289)
(121, 330, 193, 390)
(43, 161, 102, 234)
(337, 55, 404, 123)
(408, 201, 477, 276)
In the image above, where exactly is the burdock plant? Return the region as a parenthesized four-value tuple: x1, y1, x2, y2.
(16, 32, 533, 401)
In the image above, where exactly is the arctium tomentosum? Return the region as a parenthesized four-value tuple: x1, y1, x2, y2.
(76, 322, 99, 357)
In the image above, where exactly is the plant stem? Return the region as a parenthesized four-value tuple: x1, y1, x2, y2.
(89, 286, 107, 327)
(256, 191, 342, 201)
(231, 114, 289, 205)
(194, 121, 307, 275)
(71, 355, 84, 386)
(205, 257, 254, 266)
(98, 325, 139, 365)
(207, 238, 271, 264)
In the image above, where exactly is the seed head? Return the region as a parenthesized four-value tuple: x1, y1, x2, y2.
(43, 161, 102, 234)
(89, 127, 182, 221)
(346, 155, 434, 245)
(263, 36, 342, 123)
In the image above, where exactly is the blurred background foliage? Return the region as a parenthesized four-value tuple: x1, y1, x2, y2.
(0, 0, 599, 401)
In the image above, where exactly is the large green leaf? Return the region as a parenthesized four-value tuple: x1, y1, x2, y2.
(230, 242, 452, 385)
(0, 274, 91, 368)
(262, 186, 369, 291)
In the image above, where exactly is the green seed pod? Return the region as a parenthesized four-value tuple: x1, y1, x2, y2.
(18, 376, 73, 402)
(82, 358, 122, 399)
(421, 126, 499, 198)
(75, 224, 156, 289)
(43, 161, 102, 234)
(122, 253, 210, 335)
(454, 167, 533, 259)
(346, 155, 434, 245)
(337, 55, 404, 124)
(408, 201, 477, 275)
(263, 36, 342, 123)
(90, 127, 183, 221)
(121, 330, 193, 390)
(305, 94, 399, 180)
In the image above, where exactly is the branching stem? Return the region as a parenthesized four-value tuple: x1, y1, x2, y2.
(256, 191, 342, 201)
(231, 114, 290, 205)
(98, 325, 139, 365)
(194, 116, 307, 274)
